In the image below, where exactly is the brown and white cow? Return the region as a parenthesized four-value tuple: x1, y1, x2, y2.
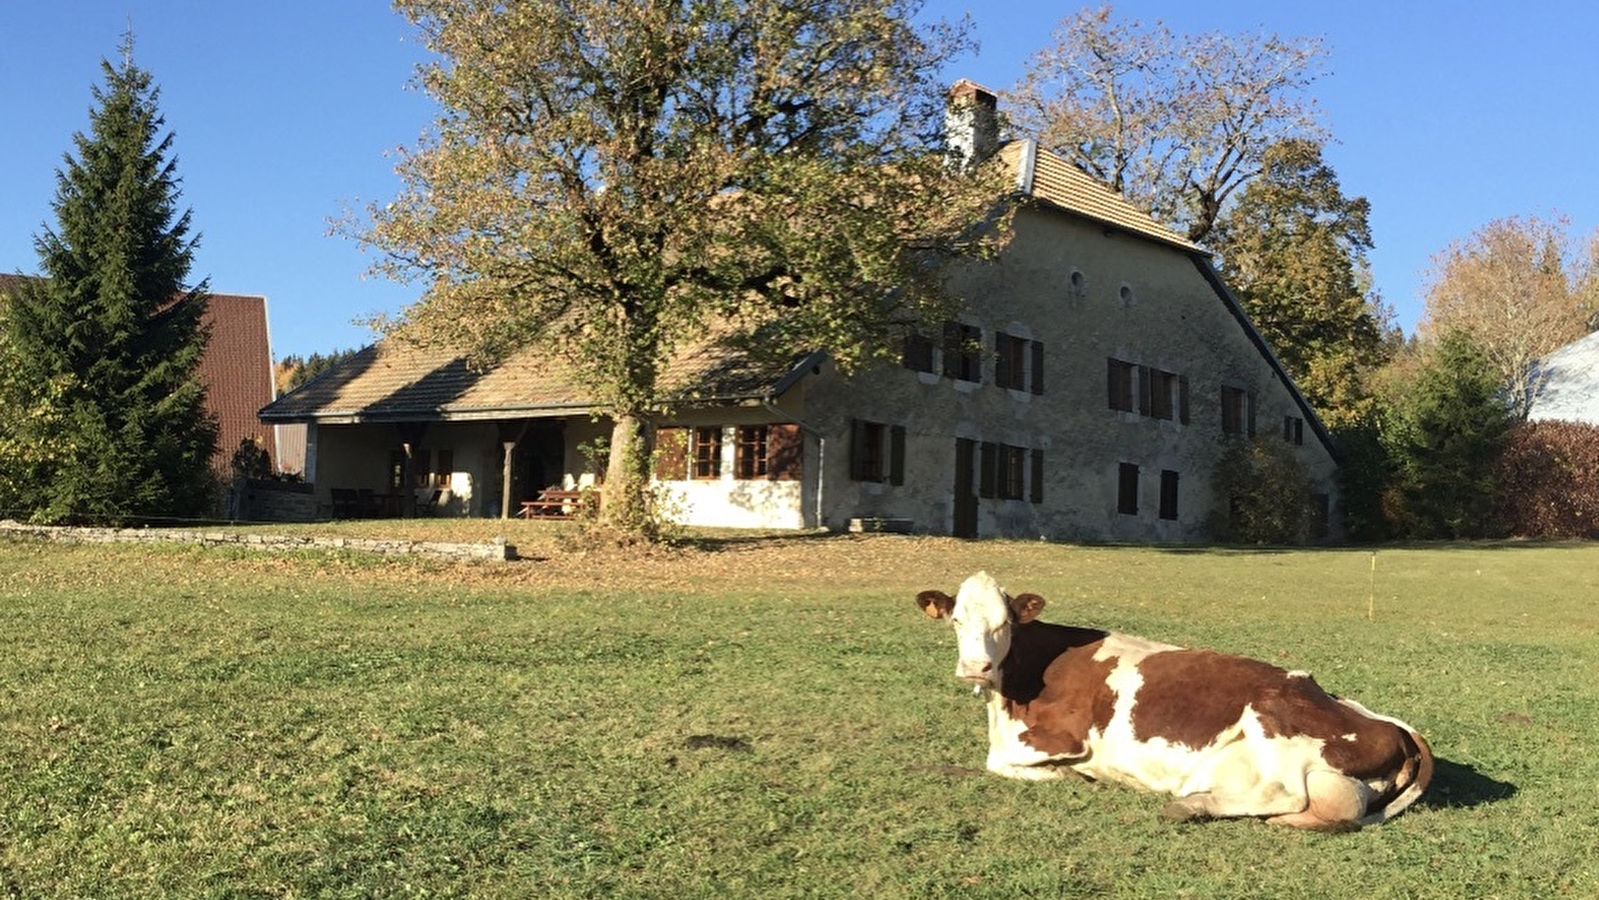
(917, 571, 1433, 830)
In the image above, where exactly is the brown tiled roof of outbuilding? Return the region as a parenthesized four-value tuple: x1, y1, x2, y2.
(197, 293, 278, 473)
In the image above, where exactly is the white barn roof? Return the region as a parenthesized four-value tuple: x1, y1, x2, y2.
(1529, 330, 1599, 425)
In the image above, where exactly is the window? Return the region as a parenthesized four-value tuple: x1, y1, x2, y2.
(433, 449, 454, 488)
(390, 449, 434, 489)
(995, 332, 1027, 390)
(942, 321, 982, 382)
(388, 450, 406, 490)
(1068, 269, 1087, 299)
(1139, 366, 1178, 420)
(980, 442, 1034, 500)
(850, 419, 904, 484)
(733, 424, 804, 480)
(1221, 386, 1254, 436)
(1107, 358, 1136, 412)
(902, 330, 934, 373)
(1113, 360, 1184, 421)
(1159, 470, 1179, 520)
(1283, 415, 1304, 446)
(1117, 463, 1139, 515)
(996, 333, 1046, 394)
(736, 426, 768, 479)
(693, 426, 723, 479)
(1000, 445, 1026, 500)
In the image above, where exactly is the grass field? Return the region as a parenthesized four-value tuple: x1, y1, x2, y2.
(1, 524, 1596, 898)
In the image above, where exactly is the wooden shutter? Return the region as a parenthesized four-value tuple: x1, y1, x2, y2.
(1178, 375, 1191, 424)
(889, 425, 906, 486)
(979, 441, 997, 498)
(1247, 391, 1257, 437)
(1137, 365, 1154, 416)
(767, 423, 803, 481)
(654, 427, 688, 480)
(1029, 448, 1044, 503)
(1030, 340, 1045, 395)
(994, 332, 1013, 388)
(942, 321, 962, 378)
(849, 418, 868, 480)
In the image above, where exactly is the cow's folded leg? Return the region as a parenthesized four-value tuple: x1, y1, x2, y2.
(1159, 793, 1217, 822)
(986, 744, 1087, 781)
(1265, 771, 1370, 831)
(1160, 782, 1310, 823)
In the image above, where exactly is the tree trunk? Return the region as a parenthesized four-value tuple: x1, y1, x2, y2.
(600, 411, 651, 535)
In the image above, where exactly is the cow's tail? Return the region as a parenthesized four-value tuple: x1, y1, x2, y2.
(1345, 702, 1434, 826)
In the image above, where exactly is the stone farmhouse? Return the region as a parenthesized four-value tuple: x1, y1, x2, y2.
(259, 83, 1341, 541)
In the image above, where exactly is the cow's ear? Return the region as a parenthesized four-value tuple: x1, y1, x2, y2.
(1011, 592, 1046, 624)
(916, 590, 955, 620)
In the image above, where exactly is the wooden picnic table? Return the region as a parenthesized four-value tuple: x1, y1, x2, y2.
(518, 488, 594, 519)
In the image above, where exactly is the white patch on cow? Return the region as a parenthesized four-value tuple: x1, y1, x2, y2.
(1342, 732, 1358, 742)
(948, 571, 1016, 689)
(1287, 670, 1311, 679)
(1093, 632, 1178, 663)
(984, 691, 1074, 778)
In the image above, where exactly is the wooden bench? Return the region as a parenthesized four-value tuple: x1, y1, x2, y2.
(519, 488, 595, 519)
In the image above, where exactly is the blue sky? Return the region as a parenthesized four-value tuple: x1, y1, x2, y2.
(3, 2, 1595, 360)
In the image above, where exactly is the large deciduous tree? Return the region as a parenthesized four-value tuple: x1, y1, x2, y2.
(0, 40, 217, 524)
(1006, 5, 1327, 244)
(1419, 215, 1592, 418)
(1210, 139, 1394, 429)
(360, 0, 1005, 533)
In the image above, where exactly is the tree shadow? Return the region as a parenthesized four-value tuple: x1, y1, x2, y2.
(1420, 756, 1517, 810)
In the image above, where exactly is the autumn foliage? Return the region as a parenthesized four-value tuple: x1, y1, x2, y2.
(1494, 420, 1599, 538)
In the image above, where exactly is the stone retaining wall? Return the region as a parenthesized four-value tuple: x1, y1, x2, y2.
(0, 520, 514, 562)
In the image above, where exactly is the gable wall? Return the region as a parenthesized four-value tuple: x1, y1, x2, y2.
(797, 205, 1340, 542)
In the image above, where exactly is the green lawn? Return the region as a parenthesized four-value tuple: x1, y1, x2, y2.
(1, 529, 1595, 898)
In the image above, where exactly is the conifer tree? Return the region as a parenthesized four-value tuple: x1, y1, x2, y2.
(0, 38, 217, 524)
(1381, 331, 1514, 539)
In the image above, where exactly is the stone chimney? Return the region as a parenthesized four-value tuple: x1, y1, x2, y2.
(945, 79, 1000, 170)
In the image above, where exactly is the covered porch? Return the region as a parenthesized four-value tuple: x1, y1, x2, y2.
(302, 415, 608, 520)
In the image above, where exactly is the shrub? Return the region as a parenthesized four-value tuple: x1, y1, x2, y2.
(1209, 438, 1317, 544)
(1495, 419, 1599, 538)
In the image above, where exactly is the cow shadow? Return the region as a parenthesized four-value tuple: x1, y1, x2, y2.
(1420, 756, 1517, 810)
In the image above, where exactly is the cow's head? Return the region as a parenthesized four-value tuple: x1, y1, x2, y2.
(916, 571, 1045, 688)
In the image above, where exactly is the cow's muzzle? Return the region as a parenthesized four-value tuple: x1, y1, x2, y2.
(956, 659, 994, 685)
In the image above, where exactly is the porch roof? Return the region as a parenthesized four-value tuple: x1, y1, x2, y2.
(259, 336, 822, 425)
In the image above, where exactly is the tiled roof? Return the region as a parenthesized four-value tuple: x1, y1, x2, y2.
(259, 334, 820, 424)
(260, 138, 1199, 425)
(1001, 140, 1201, 253)
(197, 293, 279, 473)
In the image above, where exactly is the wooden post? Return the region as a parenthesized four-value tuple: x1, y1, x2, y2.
(501, 441, 516, 519)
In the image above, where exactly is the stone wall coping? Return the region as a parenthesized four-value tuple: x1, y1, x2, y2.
(0, 520, 514, 562)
